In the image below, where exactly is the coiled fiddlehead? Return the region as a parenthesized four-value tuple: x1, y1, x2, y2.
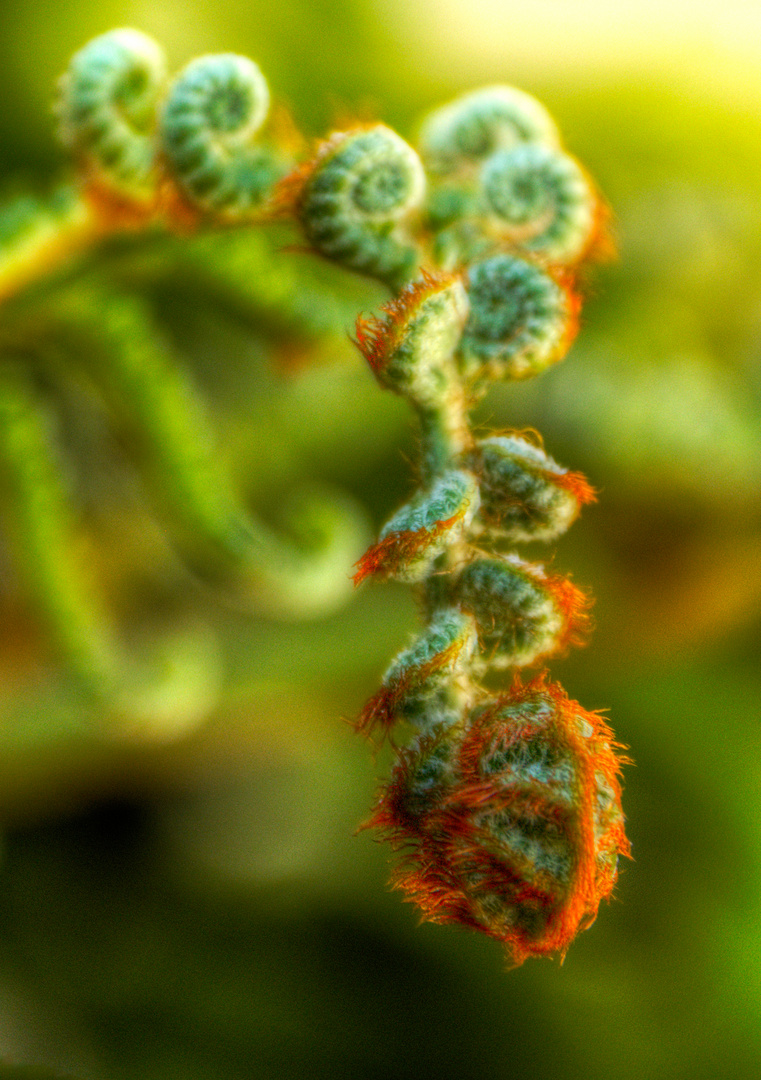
(56, 28, 167, 210)
(283, 125, 426, 288)
(464, 433, 596, 543)
(1, 35, 630, 962)
(0, 30, 171, 300)
(479, 143, 600, 264)
(420, 85, 605, 271)
(418, 85, 560, 176)
(459, 252, 580, 382)
(3, 31, 294, 308)
(161, 53, 283, 220)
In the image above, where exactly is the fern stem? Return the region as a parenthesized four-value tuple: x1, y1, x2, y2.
(0, 359, 120, 688)
(0, 186, 101, 305)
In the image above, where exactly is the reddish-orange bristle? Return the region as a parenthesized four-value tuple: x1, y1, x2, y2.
(353, 269, 459, 372)
(356, 637, 469, 739)
(352, 511, 463, 585)
(552, 468, 597, 505)
(583, 194, 617, 265)
(548, 573, 593, 652)
(553, 269, 583, 354)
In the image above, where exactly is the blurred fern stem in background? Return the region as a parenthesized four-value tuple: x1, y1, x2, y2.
(0, 28, 369, 731)
(0, 359, 220, 733)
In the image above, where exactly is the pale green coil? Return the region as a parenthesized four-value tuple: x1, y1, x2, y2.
(378, 468, 480, 582)
(418, 86, 560, 177)
(480, 143, 597, 264)
(456, 555, 567, 670)
(468, 435, 586, 542)
(161, 54, 280, 218)
(458, 253, 575, 382)
(57, 28, 166, 200)
(380, 608, 476, 732)
(298, 125, 425, 287)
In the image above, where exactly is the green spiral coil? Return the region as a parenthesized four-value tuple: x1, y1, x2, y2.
(418, 85, 560, 177)
(161, 53, 282, 218)
(294, 125, 425, 287)
(57, 28, 166, 203)
(458, 253, 578, 381)
(480, 143, 598, 263)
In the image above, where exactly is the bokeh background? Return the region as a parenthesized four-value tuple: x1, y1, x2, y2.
(1, 1, 761, 1077)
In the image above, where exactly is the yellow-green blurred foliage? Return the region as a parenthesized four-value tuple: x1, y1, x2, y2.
(0, 2, 760, 1078)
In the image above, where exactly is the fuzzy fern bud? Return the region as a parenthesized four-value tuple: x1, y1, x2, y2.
(358, 608, 477, 738)
(354, 468, 479, 584)
(457, 555, 590, 670)
(160, 54, 281, 219)
(479, 143, 600, 264)
(284, 125, 425, 286)
(466, 434, 596, 543)
(367, 676, 629, 965)
(57, 28, 166, 208)
(459, 253, 580, 383)
(355, 270, 469, 405)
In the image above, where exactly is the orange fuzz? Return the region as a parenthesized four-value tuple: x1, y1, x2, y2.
(367, 675, 630, 965)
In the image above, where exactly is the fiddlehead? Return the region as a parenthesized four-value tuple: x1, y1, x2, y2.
(455, 555, 591, 671)
(0, 33, 630, 964)
(459, 252, 580, 382)
(368, 675, 628, 965)
(284, 125, 426, 288)
(1, 32, 295, 306)
(56, 28, 167, 211)
(420, 85, 606, 270)
(418, 85, 560, 176)
(479, 143, 600, 264)
(464, 433, 596, 543)
(160, 53, 283, 220)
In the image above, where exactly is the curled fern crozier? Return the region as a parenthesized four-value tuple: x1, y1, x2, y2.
(161, 53, 281, 219)
(57, 28, 166, 207)
(288, 125, 426, 287)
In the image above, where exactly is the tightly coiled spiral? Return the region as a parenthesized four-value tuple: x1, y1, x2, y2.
(161, 54, 279, 218)
(57, 28, 166, 204)
(419, 85, 605, 270)
(459, 253, 579, 382)
(480, 143, 599, 264)
(288, 125, 426, 287)
(466, 434, 596, 543)
(456, 554, 590, 670)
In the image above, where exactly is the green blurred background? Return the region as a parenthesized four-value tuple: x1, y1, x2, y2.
(1, 1, 761, 1077)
